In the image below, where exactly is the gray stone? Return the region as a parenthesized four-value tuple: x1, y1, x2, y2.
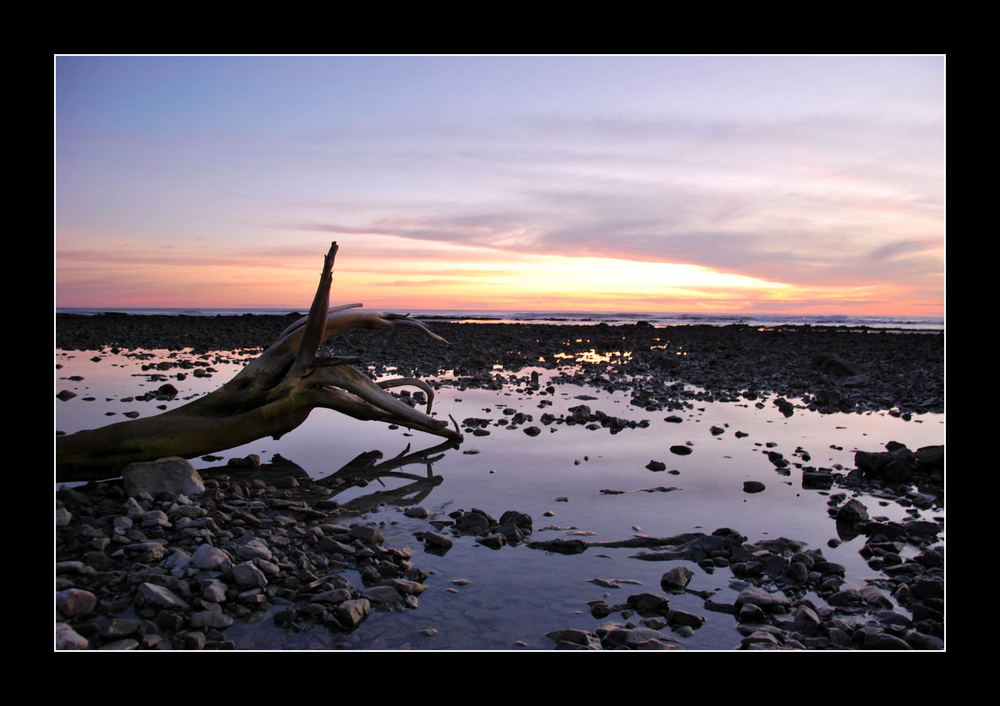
(55, 560, 92, 576)
(56, 588, 97, 617)
(741, 630, 783, 648)
(227, 454, 260, 468)
(863, 630, 912, 650)
(499, 510, 533, 530)
(836, 498, 869, 524)
(233, 562, 267, 589)
(104, 618, 143, 638)
(827, 627, 851, 646)
(138, 582, 189, 610)
(201, 579, 228, 603)
(601, 627, 670, 649)
(122, 457, 205, 498)
(659, 566, 694, 592)
(140, 510, 171, 529)
(163, 548, 192, 575)
(735, 586, 791, 612)
(785, 561, 810, 584)
(904, 630, 944, 650)
(738, 602, 766, 623)
(792, 604, 822, 636)
(238, 588, 265, 604)
(911, 576, 944, 599)
(362, 585, 404, 605)
(190, 610, 234, 629)
(311, 588, 352, 604)
(802, 470, 834, 489)
(232, 537, 272, 561)
(183, 632, 206, 649)
(859, 585, 893, 609)
(421, 531, 454, 549)
(826, 588, 863, 607)
(379, 578, 427, 596)
(545, 628, 595, 647)
(135, 541, 169, 562)
(626, 592, 671, 614)
(477, 533, 507, 549)
(666, 609, 705, 628)
(317, 537, 356, 555)
(455, 512, 491, 534)
(56, 622, 88, 649)
(192, 544, 233, 572)
(349, 524, 385, 544)
(589, 600, 613, 618)
(337, 598, 371, 628)
(122, 496, 145, 518)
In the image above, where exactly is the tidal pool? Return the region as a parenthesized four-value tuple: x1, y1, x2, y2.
(55, 347, 944, 650)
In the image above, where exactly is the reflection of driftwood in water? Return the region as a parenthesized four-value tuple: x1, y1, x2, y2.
(196, 440, 457, 517)
(318, 439, 457, 512)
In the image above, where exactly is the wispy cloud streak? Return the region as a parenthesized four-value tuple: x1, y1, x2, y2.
(56, 56, 944, 314)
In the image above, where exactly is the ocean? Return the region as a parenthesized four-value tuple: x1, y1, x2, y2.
(55, 307, 944, 331)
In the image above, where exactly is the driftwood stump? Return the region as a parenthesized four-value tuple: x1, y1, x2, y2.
(57, 242, 462, 482)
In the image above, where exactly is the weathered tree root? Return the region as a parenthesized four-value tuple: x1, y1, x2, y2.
(56, 242, 463, 482)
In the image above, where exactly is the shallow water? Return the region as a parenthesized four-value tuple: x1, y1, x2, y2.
(55, 348, 944, 650)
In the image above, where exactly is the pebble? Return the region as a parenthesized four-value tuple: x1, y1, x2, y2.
(659, 566, 694, 592)
(543, 522, 942, 650)
(55, 465, 444, 650)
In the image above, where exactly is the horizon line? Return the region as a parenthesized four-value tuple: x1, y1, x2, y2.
(55, 304, 944, 318)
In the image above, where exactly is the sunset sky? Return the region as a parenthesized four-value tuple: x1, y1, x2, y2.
(55, 55, 945, 316)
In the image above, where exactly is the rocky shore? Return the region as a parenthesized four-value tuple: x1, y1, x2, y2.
(56, 314, 945, 650)
(534, 440, 944, 650)
(56, 441, 944, 651)
(56, 313, 943, 415)
(56, 453, 522, 649)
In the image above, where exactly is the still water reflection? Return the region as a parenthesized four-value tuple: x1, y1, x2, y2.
(56, 347, 944, 650)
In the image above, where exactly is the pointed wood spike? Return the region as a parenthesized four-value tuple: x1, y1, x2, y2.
(295, 242, 338, 369)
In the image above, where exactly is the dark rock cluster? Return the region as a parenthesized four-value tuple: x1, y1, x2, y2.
(539, 523, 943, 650)
(57, 315, 944, 415)
(416, 507, 534, 551)
(56, 457, 435, 649)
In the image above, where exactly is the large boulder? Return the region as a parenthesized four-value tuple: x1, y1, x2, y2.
(122, 457, 205, 498)
(836, 498, 870, 525)
(855, 442, 944, 483)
